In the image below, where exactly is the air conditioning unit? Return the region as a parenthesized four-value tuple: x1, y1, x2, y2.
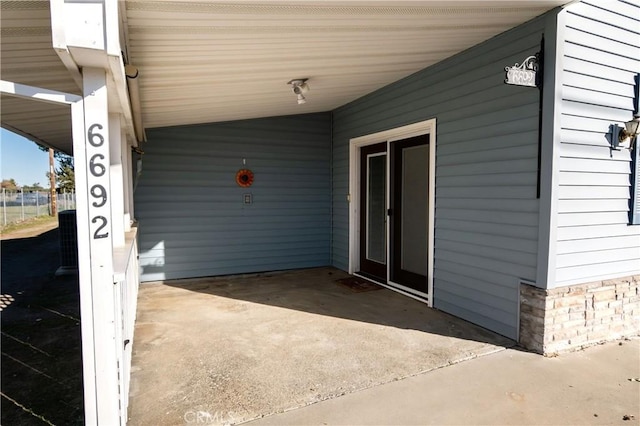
(56, 210, 78, 276)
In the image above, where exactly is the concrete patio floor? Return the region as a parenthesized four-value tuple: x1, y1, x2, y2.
(127, 267, 514, 425)
(249, 338, 640, 426)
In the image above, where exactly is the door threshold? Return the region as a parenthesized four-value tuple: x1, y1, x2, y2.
(353, 273, 430, 305)
(354, 271, 385, 285)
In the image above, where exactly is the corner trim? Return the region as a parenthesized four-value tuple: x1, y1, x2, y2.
(536, 9, 565, 290)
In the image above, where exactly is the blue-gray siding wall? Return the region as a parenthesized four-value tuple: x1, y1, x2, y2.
(332, 14, 553, 339)
(136, 113, 331, 282)
(552, 1, 640, 287)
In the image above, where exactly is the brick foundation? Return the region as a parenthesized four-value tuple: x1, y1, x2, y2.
(519, 275, 640, 354)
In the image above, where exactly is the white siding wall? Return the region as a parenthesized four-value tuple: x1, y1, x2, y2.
(553, 0, 640, 287)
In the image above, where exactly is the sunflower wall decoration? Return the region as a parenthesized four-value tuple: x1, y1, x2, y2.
(236, 168, 254, 187)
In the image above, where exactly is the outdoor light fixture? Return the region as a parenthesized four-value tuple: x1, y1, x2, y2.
(288, 79, 309, 105)
(618, 114, 640, 150)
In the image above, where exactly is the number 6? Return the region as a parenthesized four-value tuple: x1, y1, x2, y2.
(88, 123, 104, 147)
(89, 154, 106, 177)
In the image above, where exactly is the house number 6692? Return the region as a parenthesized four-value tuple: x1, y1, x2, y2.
(88, 124, 109, 239)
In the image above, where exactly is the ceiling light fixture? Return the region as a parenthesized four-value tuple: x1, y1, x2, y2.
(288, 79, 309, 105)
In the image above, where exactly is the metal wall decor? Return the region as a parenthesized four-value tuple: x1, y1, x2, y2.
(236, 169, 254, 187)
(505, 53, 540, 88)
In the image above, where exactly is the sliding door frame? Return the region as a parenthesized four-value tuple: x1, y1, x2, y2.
(348, 119, 436, 306)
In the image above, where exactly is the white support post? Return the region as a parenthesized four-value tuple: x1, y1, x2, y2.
(76, 67, 119, 425)
(47, 2, 137, 423)
(71, 100, 97, 425)
(121, 127, 132, 232)
(122, 139, 133, 232)
(126, 146, 135, 223)
(109, 114, 126, 247)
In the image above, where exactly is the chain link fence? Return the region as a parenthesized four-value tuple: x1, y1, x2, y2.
(1, 188, 76, 226)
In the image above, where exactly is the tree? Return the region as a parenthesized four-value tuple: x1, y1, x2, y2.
(55, 156, 75, 192)
(38, 145, 75, 192)
(23, 182, 45, 191)
(38, 145, 76, 192)
(1, 179, 18, 191)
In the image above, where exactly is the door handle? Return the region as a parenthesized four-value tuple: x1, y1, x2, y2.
(387, 209, 393, 216)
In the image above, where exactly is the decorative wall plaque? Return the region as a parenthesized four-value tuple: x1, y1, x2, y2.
(505, 55, 539, 88)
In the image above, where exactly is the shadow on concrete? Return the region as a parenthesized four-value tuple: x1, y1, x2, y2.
(160, 267, 514, 348)
(1, 228, 83, 425)
(129, 267, 516, 425)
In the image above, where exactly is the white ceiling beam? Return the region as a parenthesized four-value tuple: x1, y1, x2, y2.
(49, 0, 139, 144)
(106, 0, 141, 145)
(0, 122, 61, 152)
(107, 55, 138, 145)
(1, 80, 81, 105)
(49, 0, 83, 89)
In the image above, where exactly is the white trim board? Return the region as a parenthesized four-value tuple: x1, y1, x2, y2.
(1, 80, 81, 105)
(348, 118, 436, 307)
(535, 9, 564, 290)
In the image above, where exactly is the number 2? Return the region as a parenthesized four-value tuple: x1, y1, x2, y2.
(92, 216, 109, 239)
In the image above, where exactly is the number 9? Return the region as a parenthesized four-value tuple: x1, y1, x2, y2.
(90, 184, 107, 207)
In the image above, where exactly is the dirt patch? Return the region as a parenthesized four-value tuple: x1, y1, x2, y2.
(335, 276, 382, 293)
(1, 217, 59, 241)
(1, 225, 83, 425)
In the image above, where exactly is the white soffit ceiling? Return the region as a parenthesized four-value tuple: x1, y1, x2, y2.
(0, 1, 79, 153)
(126, 0, 568, 129)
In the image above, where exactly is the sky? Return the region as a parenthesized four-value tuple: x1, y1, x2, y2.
(1, 128, 60, 187)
